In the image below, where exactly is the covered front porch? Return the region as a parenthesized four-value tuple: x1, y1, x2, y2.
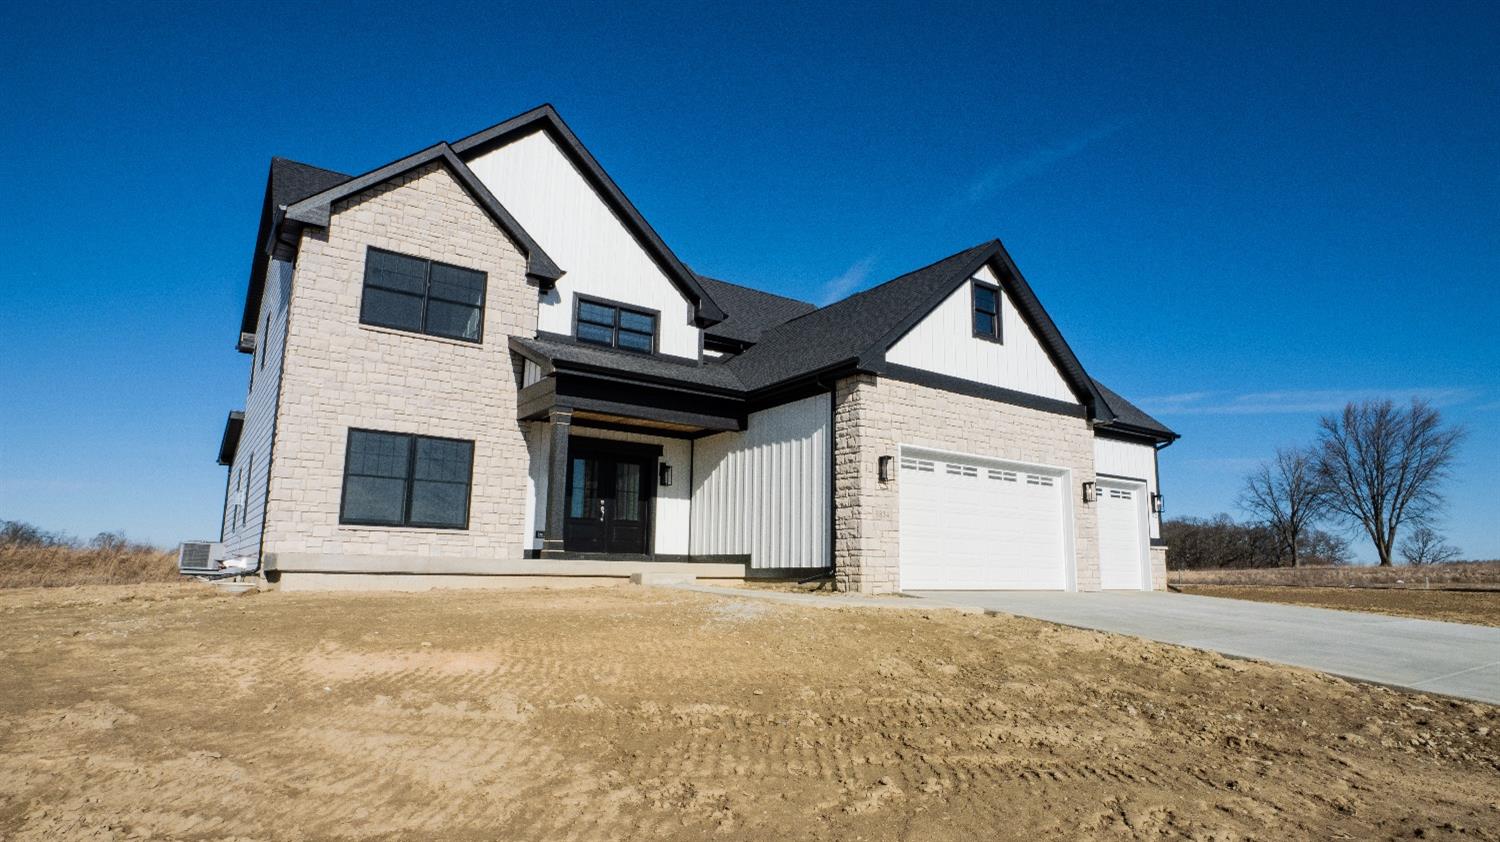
(512, 335, 749, 563)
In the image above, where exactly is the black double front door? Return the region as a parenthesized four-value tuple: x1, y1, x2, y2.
(563, 439, 655, 554)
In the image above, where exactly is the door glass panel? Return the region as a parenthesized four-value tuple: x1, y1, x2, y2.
(615, 462, 640, 522)
(568, 457, 599, 519)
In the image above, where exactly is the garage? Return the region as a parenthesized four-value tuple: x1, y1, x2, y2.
(897, 447, 1072, 590)
(1097, 479, 1150, 589)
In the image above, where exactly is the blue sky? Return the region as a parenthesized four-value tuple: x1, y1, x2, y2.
(1, 1, 1496, 560)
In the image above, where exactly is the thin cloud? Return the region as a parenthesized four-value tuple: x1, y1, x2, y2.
(967, 118, 1134, 202)
(1140, 387, 1478, 416)
(815, 255, 878, 306)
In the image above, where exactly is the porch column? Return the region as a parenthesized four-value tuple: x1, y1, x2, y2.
(541, 406, 572, 557)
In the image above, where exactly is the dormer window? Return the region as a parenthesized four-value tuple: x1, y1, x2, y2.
(575, 297, 657, 353)
(972, 280, 1002, 343)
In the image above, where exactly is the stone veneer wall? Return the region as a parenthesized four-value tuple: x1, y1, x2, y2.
(262, 162, 536, 559)
(1149, 545, 1169, 592)
(833, 374, 1101, 594)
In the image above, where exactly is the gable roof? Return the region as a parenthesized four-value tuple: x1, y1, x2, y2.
(450, 104, 726, 325)
(726, 243, 994, 391)
(694, 274, 817, 346)
(724, 240, 1109, 422)
(281, 143, 562, 286)
(240, 159, 353, 338)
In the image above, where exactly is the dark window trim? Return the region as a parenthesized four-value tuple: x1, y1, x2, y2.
(338, 428, 476, 530)
(359, 246, 488, 344)
(571, 294, 660, 355)
(971, 279, 1002, 344)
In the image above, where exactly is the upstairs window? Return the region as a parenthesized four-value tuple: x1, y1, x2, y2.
(340, 429, 474, 529)
(972, 280, 1002, 343)
(575, 298, 657, 353)
(360, 247, 487, 343)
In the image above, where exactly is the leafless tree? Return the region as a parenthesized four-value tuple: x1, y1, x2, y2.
(1399, 526, 1462, 566)
(1239, 447, 1327, 567)
(1314, 399, 1465, 566)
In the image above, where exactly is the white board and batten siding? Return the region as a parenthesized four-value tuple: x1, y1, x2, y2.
(885, 265, 1076, 403)
(1093, 436, 1161, 540)
(522, 359, 544, 388)
(220, 258, 294, 563)
(524, 424, 693, 555)
(465, 130, 702, 361)
(691, 393, 831, 569)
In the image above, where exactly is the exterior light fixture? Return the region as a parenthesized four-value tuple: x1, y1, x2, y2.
(1150, 492, 1163, 513)
(1082, 481, 1097, 503)
(658, 462, 673, 487)
(878, 455, 894, 483)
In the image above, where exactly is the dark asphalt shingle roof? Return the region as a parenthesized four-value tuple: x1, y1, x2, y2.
(694, 275, 817, 345)
(1093, 380, 1178, 439)
(270, 158, 352, 209)
(726, 242, 996, 391)
(512, 335, 745, 392)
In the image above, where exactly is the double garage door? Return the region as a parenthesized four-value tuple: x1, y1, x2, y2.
(898, 447, 1149, 591)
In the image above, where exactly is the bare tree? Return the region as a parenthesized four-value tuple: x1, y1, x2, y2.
(1314, 399, 1465, 566)
(1399, 526, 1462, 566)
(1239, 447, 1327, 567)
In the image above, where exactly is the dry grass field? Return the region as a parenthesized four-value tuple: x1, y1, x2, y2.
(1170, 560, 1500, 589)
(2, 583, 1498, 841)
(1178, 585, 1500, 627)
(0, 539, 177, 589)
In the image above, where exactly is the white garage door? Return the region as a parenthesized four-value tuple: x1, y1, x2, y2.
(898, 448, 1070, 590)
(1097, 480, 1149, 590)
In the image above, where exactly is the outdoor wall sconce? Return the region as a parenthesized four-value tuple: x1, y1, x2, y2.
(658, 462, 673, 488)
(1082, 481, 1097, 503)
(878, 455, 894, 483)
(1150, 492, 1164, 513)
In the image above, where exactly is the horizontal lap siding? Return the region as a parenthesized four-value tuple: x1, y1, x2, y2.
(691, 393, 831, 568)
(221, 258, 293, 562)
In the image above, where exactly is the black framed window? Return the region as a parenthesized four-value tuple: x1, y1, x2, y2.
(360, 247, 487, 343)
(575, 298, 657, 352)
(972, 280, 1002, 342)
(339, 429, 474, 529)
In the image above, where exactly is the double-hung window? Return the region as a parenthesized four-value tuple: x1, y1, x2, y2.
(575, 298, 657, 353)
(360, 247, 487, 342)
(339, 429, 475, 529)
(972, 280, 1002, 342)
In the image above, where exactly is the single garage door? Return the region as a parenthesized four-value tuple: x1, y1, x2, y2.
(898, 447, 1070, 590)
(1097, 480, 1149, 590)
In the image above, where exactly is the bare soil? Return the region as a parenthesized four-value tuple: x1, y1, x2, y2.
(1178, 584, 1500, 627)
(2, 583, 1498, 841)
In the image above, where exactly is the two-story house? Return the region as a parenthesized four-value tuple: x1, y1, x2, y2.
(213, 104, 1177, 593)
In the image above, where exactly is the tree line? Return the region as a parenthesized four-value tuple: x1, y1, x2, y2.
(1171, 398, 1465, 569)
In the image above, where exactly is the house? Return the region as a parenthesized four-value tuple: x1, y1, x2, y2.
(213, 104, 1178, 593)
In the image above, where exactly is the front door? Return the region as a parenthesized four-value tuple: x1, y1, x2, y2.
(563, 442, 654, 554)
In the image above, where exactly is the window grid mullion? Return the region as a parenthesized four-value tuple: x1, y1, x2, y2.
(403, 433, 417, 526)
(419, 260, 434, 334)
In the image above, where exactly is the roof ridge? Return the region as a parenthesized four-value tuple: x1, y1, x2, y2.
(767, 239, 998, 333)
(693, 273, 815, 309)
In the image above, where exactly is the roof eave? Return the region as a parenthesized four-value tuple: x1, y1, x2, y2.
(281, 143, 565, 289)
(451, 105, 726, 324)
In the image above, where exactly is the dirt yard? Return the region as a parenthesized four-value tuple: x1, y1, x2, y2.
(2, 584, 1497, 841)
(1175, 584, 1500, 627)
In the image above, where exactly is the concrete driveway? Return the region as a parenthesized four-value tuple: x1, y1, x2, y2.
(909, 590, 1500, 704)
